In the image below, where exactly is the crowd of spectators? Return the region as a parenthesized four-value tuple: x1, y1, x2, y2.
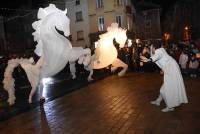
(1, 39, 200, 83)
(116, 39, 200, 77)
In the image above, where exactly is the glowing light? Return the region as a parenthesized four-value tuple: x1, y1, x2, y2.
(164, 33, 170, 40)
(183, 26, 190, 41)
(128, 39, 132, 47)
(42, 77, 54, 98)
(42, 77, 54, 85)
(93, 23, 127, 69)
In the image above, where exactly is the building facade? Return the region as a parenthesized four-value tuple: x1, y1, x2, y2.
(88, 0, 135, 47)
(162, 0, 200, 42)
(64, 0, 90, 47)
(0, 9, 36, 56)
(135, 1, 161, 41)
(0, 16, 6, 54)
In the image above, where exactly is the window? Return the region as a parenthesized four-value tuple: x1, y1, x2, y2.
(77, 31, 84, 40)
(116, 0, 123, 6)
(75, 0, 80, 5)
(96, 0, 103, 8)
(124, 0, 130, 6)
(76, 11, 83, 22)
(145, 20, 151, 28)
(116, 15, 122, 27)
(97, 17, 104, 31)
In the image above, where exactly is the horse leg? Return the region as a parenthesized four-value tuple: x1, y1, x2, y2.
(7, 88, 16, 105)
(28, 85, 37, 104)
(88, 69, 94, 81)
(111, 65, 118, 73)
(28, 78, 40, 103)
(69, 62, 76, 79)
(28, 78, 45, 104)
(85, 65, 94, 81)
(112, 58, 128, 76)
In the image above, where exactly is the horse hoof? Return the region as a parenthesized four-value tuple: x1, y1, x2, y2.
(8, 97, 16, 105)
(8, 100, 14, 106)
(88, 78, 94, 82)
(118, 73, 125, 77)
(28, 100, 32, 104)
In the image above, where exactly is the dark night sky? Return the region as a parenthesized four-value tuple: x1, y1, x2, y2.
(134, 0, 178, 10)
(0, 0, 177, 9)
(0, 0, 179, 16)
(0, 0, 48, 8)
(0, 0, 49, 16)
(0, 0, 29, 8)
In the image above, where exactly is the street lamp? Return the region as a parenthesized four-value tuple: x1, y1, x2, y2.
(164, 32, 170, 45)
(184, 26, 190, 42)
(185, 26, 188, 30)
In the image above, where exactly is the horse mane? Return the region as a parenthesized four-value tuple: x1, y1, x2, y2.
(107, 23, 126, 36)
(32, 4, 68, 56)
(98, 23, 126, 40)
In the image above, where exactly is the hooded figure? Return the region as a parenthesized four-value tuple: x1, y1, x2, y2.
(140, 43, 188, 112)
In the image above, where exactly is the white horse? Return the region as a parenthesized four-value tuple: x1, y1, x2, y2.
(31, 4, 93, 103)
(70, 23, 128, 78)
(3, 4, 91, 105)
(91, 23, 128, 76)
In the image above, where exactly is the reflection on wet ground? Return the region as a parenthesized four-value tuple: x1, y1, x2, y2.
(0, 67, 110, 121)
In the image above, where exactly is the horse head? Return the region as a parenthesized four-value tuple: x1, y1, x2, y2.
(39, 4, 70, 37)
(107, 23, 127, 48)
(32, 4, 71, 57)
(53, 9, 70, 37)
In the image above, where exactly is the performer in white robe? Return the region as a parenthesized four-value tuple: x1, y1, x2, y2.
(140, 43, 188, 112)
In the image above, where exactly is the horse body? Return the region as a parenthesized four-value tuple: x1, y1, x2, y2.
(39, 9, 71, 78)
(91, 23, 128, 76)
(93, 33, 118, 69)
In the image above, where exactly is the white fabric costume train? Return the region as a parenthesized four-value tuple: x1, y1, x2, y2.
(151, 48, 188, 108)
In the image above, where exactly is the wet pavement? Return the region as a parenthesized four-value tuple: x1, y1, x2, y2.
(0, 67, 110, 121)
(0, 72, 200, 134)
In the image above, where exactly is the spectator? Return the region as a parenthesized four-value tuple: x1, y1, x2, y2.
(131, 46, 138, 71)
(179, 50, 188, 75)
(188, 55, 199, 78)
(140, 46, 151, 72)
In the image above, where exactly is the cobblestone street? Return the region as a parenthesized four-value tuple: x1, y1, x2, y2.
(0, 72, 199, 134)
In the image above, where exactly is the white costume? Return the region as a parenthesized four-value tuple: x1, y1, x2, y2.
(151, 48, 188, 111)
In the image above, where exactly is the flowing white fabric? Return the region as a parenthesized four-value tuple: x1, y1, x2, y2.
(151, 48, 188, 108)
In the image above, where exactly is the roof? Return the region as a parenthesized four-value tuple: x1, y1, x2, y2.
(136, 1, 161, 11)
